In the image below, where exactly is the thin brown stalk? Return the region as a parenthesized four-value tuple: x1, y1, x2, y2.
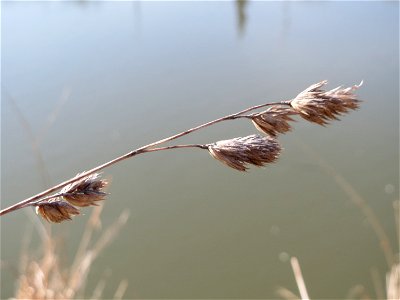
(2, 80, 361, 220)
(65, 209, 130, 299)
(69, 205, 103, 281)
(0, 101, 289, 217)
(143, 144, 208, 152)
(90, 210, 130, 259)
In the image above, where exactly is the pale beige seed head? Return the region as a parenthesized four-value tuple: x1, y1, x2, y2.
(290, 80, 362, 125)
(252, 105, 297, 137)
(60, 173, 109, 207)
(208, 134, 281, 171)
(35, 201, 80, 223)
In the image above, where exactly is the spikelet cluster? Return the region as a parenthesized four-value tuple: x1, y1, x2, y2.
(251, 106, 297, 137)
(60, 173, 108, 207)
(31, 80, 361, 223)
(290, 80, 362, 125)
(35, 201, 80, 223)
(35, 173, 108, 223)
(208, 134, 281, 171)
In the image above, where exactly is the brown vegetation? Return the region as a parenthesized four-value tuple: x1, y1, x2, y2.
(0, 80, 362, 223)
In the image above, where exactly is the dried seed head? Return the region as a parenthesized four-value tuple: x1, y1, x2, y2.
(208, 134, 281, 171)
(290, 80, 362, 125)
(60, 173, 109, 207)
(35, 201, 80, 223)
(252, 106, 297, 137)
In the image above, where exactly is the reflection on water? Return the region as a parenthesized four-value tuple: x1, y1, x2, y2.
(1, 1, 398, 298)
(235, 0, 248, 37)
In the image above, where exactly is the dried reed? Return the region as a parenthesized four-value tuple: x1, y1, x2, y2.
(276, 257, 400, 300)
(5, 90, 129, 299)
(15, 205, 130, 299)
(276, 143, 398, 300)
(277, 256, 400, 300)
(0, 80, 362, 223)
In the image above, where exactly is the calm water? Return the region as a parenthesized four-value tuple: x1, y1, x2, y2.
(1, 1, 398, 299)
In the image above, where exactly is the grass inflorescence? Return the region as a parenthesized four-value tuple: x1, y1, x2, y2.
(0, 80, 362, 223)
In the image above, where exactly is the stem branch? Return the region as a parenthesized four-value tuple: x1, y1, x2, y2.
(0, 100, 290, 217)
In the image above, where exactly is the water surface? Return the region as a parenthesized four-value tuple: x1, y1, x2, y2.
(1, 1, 398, 298)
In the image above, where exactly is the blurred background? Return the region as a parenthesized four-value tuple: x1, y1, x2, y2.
(1, 1, 398, 298)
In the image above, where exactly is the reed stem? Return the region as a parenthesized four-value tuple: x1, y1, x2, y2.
(0, 101, 290, 217)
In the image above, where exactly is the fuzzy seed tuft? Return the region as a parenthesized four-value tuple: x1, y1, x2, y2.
(60, 173, 109, 207)
(290, 80, 362, 125)
(35, 201, 80, 223)
(208, 134, 281, 171)
(251, 106, 297, 137)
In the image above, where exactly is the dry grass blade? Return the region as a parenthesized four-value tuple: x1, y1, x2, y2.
(61, 173, 109, 207)
(15, 237, 66, 299)
(90, 270, 110, 300)
(252, 105, 297, 136)
(66, 209, 130, 299)
(113, 279, 128, 300)
(208, 134, 282, 171)
(291, 80, 362, 125)
(386, 263, 400, 300)
(290, 257, 310, 300)
(15, 206, 129, 299)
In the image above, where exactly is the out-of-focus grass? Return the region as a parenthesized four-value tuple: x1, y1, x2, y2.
(14, 205, 129, 299)
(277, 139, 399, 300)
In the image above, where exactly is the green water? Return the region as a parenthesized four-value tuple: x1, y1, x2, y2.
(1, 1, 398, 298)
